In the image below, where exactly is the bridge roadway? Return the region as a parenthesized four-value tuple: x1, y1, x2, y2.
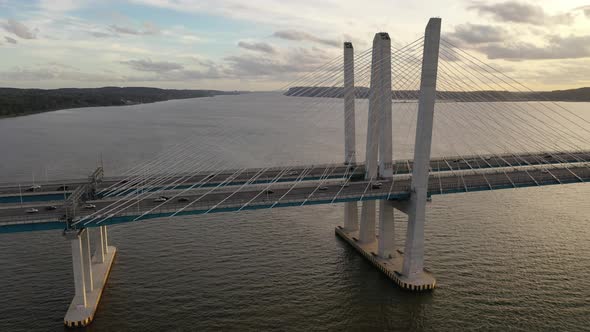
(0, 150, 588, 204)
(1, 164, 587, 233)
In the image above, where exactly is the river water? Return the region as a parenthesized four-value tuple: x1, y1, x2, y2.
(0, 92, 589, 331)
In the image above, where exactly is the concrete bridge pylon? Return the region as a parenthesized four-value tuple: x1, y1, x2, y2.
(337, 18, 441, 292)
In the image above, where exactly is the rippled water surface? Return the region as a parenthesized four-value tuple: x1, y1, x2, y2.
(0, 93, 589, 331)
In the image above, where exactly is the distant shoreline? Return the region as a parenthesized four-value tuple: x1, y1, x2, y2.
(0, 87, 243, 119)
(284, 86, 590, 102)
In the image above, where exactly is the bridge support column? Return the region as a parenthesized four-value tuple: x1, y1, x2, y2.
(377, 200, 395, 258)
(343, 41, 359, 232)
(94, 225, 108, 263)
(358, 201, 376, 243)
(81, 228, 94, 292)
(64, 227, 116, 328)
(399, 17, 441, 291)
(69, 230, 88, 308)
(343, 201, 358, 232)
(101, 225, 109, 254)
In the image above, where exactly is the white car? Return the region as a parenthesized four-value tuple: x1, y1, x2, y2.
(84, 204, 96, 209)
(318, 186, 328, 191)
(371, 182, 383, 189)
(26, 185, 42, 192)
(25, 208, 39, 214)
(154, 197, 167, 202)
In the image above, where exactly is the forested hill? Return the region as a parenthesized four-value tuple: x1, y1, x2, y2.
(284, 86, 590, 102)
(0, 87, 240, 118)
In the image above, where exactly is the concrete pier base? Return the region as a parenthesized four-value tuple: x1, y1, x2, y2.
(336, 226, 435, 291)
(64, 245, 116, 327)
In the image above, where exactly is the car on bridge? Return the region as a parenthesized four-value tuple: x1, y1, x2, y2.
(177, 197, 189, 202)
(25, 208, 39, 214)
(56, 185, 69, 191)
(25, 185, 42, 192)
(371, 182, 383, 189)
(45, 205, 57, 211)
(154, 196, 168, 202)
(84, 204, 96, 209)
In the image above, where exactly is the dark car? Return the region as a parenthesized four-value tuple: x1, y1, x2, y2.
(56, 185, 69, 191)
(45, 205, 57, 211)
(178, 197, 190, 202)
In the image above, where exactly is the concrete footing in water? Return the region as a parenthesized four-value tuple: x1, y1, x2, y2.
(335, 226, 435, 291)
(64, 246, 116, 328)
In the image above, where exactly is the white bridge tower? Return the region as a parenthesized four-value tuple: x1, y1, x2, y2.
(336, 18, 441, 292)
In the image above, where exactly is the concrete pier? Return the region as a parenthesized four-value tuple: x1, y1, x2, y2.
(64, 227, 116, 327)
(336, 226, 435, 291)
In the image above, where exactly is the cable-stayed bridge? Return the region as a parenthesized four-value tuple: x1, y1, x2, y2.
(2, 18, 589, 327)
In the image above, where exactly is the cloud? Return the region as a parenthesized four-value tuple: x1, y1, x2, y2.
(38, 0, 85, 12)
(142, 22, 160, 35)
(4, 36, 17, 44)
(119, 58, 225, 81)
(574, 5, 590, 18)
(448, 23, 508, 45)
(2, 19, 36, 39)
(121, 59, 185, 72)
(149, 67, 224, 81)
(109, 22, 160, 36)
(468, 1, 574, 25)
(0, 66, 122, 82)
(0, 60, 223, 83)
(225, 47, 331, 78)
(531, 60, 590, 87)
(90, 31, 113, 38)
(273, 30, 339, 47)
(110, 24, 138, 35)
(237, 41, 276, 54)
(477, 34, 590, 60)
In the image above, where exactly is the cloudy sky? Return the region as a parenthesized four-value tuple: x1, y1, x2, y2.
(0, 0, 589, 90)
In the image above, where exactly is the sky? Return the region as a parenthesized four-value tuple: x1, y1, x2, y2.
(0, 0, 589, 91)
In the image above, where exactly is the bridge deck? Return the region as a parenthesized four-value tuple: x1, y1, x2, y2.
(1, 150, 588, 204)
(0, 164, 587, 233)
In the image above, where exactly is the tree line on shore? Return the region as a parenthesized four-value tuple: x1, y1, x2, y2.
(0, 87, 240, 118)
